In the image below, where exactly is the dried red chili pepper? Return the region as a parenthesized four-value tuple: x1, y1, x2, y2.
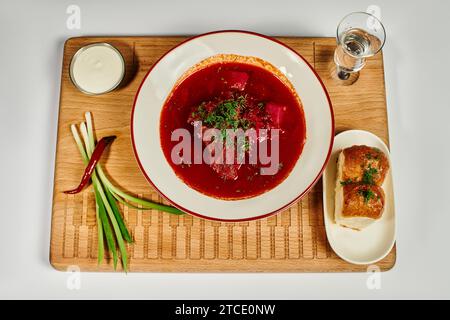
(64, 135, 116, 194)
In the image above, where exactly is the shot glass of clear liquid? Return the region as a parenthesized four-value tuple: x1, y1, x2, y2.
(334, 12, 386, 81)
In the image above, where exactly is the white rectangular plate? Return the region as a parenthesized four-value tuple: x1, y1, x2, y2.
(322, 130, 396, 265)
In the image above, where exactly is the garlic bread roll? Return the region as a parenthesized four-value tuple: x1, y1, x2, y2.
(335, 145, 389, 230)
(340, 145, 389, 186)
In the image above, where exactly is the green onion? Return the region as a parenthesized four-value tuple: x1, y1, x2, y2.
(95, 187, 118, 269)
(105, 187, 133, 243)
(80, 121, 129, 271)
(96, 167, 184, 214)
(68, 112, 185, 272)
(70, 124, 104, 265)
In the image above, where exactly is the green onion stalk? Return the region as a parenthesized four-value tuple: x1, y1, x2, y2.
(70, 112, 185, 271)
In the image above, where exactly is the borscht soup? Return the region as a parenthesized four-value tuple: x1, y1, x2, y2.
(160, 54, 306, 199)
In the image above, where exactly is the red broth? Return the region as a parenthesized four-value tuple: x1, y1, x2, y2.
(160, 61, 306, 199)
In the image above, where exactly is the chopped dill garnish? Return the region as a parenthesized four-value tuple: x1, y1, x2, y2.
(340, 179, 354, 186)
(358, 188, 376, 203)
(192, 95, 253, 140)
(362, 166, 378, 185)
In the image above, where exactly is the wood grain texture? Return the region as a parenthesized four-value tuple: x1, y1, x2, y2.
(50, 36, 396, 272)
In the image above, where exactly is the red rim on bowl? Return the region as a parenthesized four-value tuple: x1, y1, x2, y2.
(131, 30, 335, 222)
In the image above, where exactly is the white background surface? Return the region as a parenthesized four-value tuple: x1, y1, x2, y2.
(1, 0, 449, 299)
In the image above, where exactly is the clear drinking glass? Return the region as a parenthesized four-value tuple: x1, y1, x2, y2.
(334, 12, 386, 80)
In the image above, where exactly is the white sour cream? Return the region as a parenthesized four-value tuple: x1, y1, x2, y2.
(70, 43, 125, 95)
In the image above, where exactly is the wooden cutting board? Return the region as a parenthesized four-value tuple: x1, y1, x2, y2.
(50, 36, 396, 272)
